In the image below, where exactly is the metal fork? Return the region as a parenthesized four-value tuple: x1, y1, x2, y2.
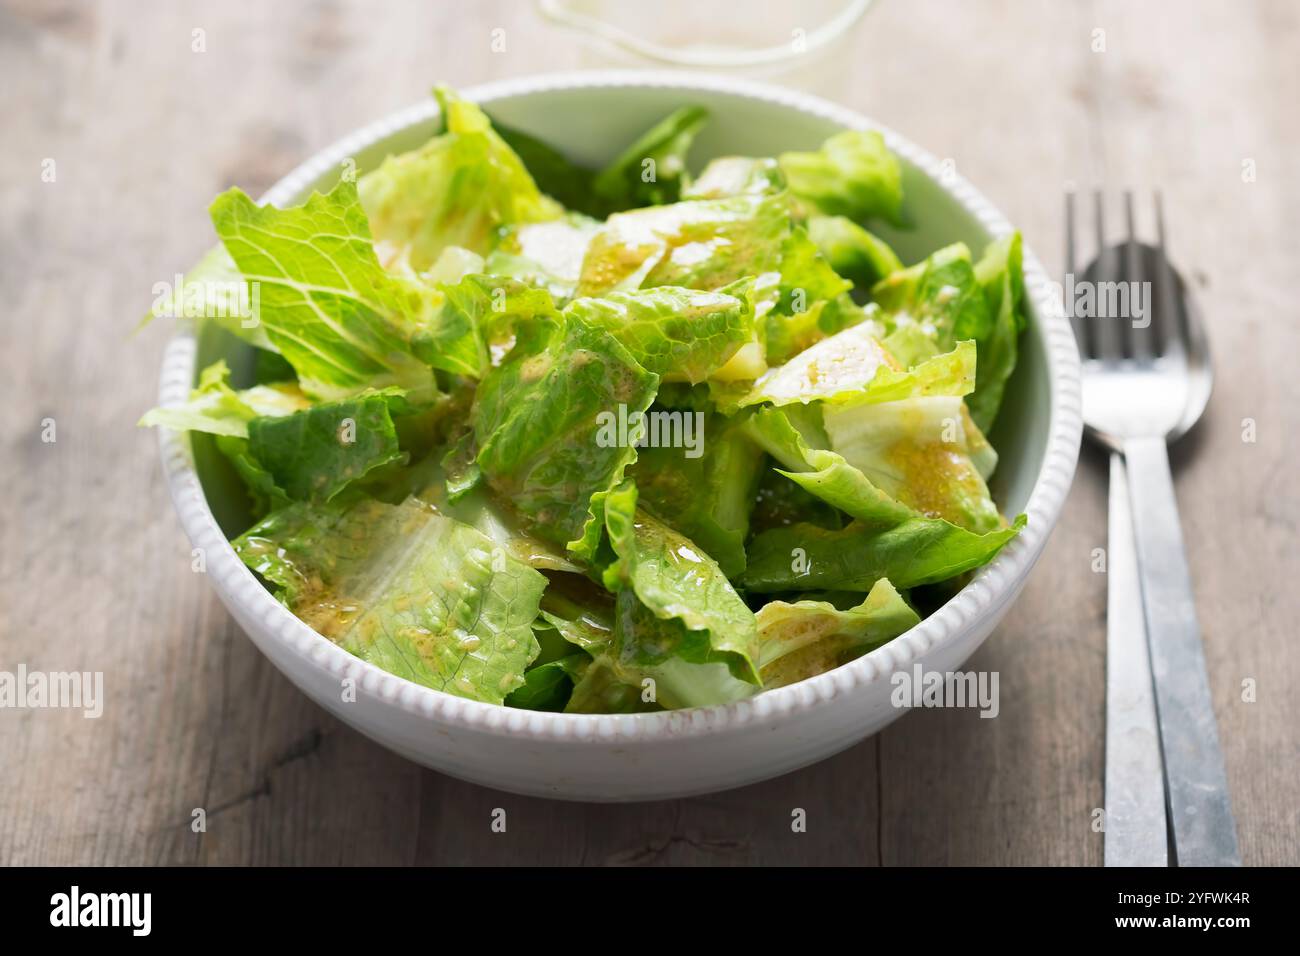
(1068, 191, 1239, 867)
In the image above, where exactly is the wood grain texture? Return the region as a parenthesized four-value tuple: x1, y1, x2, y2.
(0, 0, 1295, 866)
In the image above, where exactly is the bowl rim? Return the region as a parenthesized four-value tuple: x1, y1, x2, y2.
(157, 69, 1082, 744)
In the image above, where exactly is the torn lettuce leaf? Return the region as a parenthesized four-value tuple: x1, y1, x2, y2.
(246, 389, 408, 504)
(565, 284, 757, 384)
(566, 589, 758, 711)
(682, 156, 786, 200)
(750, 465, 845, 535)
(600, 482, 761, 685)
(742, 404, 917, 528)
(869, 234, 1027, 432)
(505, 654, 588, 711)
(539, 581, 616, 655)
(414, 460, 582, 574)
(138, 359, 310, 438)
(822, 395, 1002, 532)
(967, 232, 1026, 431)
(739, 325, 975, 408)
(233, 496, 546, 704)
(779, 130, 904, 224)
(576, 192, 788, 297)
(740, 387, 1017, 590)
(629, 413, 764, 578)
(358, 86, 562, 273)
(577, 190, 852, 373)
(420, 274, 560, 379)
(765, 226, 854, 365)
(565, 651, 664, 714)
(139, 359, 301, 514)
(807, 215, 904, 289)
(216, 434, 290, 515)
(871, 242, 992, 360)
(743, 514, 1025, 593)
(756, 579, 920, 688)
(209, 180, 440, 401)
(592, 106, 708, 212)
(472, 311, 659, 559)
(743, 362, 1004, 537)
(492, 121, 599, 215)
(485, 215, 602, 304)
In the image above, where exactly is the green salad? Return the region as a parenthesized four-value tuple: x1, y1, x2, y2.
(142, 87, 1028, 713)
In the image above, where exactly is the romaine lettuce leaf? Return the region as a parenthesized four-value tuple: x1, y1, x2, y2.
(492, 121, 599, 215)
(246, 390, 408, 504)
(779, 130, 903, 224)
(743, 514, 1025, 593)
(215, 434, 290, 515)
(764, 227, 854, 364)
(576, 192, 788, 297)
(592, 106, 708, 212)
(139, 359, 305, 513)
(413, 461, 582, 574)
(138, 359, 310, 438)
(822, 395, 1002, 532)
(808, 215, 903, 289)
(564, 284, 757, 384)
(871, 242, 991, 353)
(872, 237, 1026, 431)
(775, 226, 854, 311)
(738, 326, 975, 408)
(682, 156, 786, 200)
(599, 483, 760, 683)
(539, 583, 615, 654)
(630, 413, 764, 578)
(209, 180, 440, 401)
(750, 465, 845, 535)
(358, 86, 562, 273)
(576, 190, 852, 370)
(967, 232, 1026, 431)
(472, 312, 659, 559)
(422, 245, 486, 285)
(566, 590, 757, 712)
(742, 405, 917, 528)
(505, 654, 587, 712)
(233, 496, 546, 704)
(741, 387, 1018, 590)
(564, 651, 664, 714)
(755, 578, 920, 688)
(485, 215, 602, 303)
(422, 274, 559, 378)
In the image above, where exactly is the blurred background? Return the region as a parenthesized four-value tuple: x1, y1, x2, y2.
(1, 0, 1296, 865)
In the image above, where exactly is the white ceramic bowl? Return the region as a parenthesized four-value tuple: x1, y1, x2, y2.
(158, 71, 1081, 801)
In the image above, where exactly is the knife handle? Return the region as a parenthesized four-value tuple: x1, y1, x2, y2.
(1125, 436, 1240, 867)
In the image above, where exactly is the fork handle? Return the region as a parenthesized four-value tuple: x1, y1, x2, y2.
(1104, 453, 1168, 866)
(1124, 436, 1241, 866)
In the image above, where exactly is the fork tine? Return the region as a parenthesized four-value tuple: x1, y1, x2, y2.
(1091, 191, 1124, 362)
(1123, 191, 1152, 361)
(1153, 192, 1185, 359)
(1064, 191, 1093, 356)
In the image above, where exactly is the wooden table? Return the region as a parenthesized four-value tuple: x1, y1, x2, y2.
(2, 0, 1296, 865)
